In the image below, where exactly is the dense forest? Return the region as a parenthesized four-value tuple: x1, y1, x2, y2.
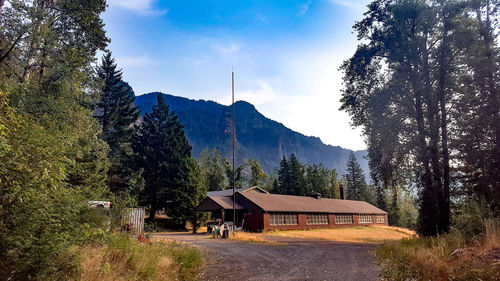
(0, 0, 205, 279)
(340, 0, 499, 236)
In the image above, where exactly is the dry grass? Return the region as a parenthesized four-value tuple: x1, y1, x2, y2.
(268, 226, 414, 243)
(376, 219, 500, 281)
(371, 225, 417, 236)
(79, 234, 202, 281)
(228, 231, 281, 244)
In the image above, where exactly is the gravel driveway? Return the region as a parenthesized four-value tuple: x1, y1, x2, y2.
(153, 233, 380, 281)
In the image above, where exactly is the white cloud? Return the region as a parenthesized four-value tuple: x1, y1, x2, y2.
(116, 54, 154, 68)
(107, 0, 167, 15)
(218, 81, 278, 106)
(214, 43, 241, 56)
(298, 0, 312, 16)
(249, 45, 366, 150)
(329, 0, 370, 12)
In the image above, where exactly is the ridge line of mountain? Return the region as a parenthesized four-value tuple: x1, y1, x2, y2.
(134, 92, 369, 176)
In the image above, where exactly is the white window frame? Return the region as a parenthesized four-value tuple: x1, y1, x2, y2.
(306, 213, 329, 225)
(376, 215, 385, 223)
(269, 213, 298, 226)
(335, 214, 353, 224)
(358, 214, 373, 224)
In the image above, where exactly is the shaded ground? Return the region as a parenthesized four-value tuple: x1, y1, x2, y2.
(152, 233, 380, 281)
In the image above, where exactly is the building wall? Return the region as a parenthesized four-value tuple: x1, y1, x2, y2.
(261, 213, 388, 232)
(243, 212, 264, 232)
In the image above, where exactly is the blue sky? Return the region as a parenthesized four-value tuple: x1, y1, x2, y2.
(103, 0, 370, 150)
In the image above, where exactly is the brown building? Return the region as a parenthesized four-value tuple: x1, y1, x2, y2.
(196, 186, 388, 232)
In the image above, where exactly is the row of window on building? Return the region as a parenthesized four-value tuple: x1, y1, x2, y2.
(269, 213, 386, 226)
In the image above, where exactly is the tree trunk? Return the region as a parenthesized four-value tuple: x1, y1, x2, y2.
(476, 2, 500, 214)
(422, 27, 445, 235)
(437, 6, 452, 233)
(411, 60, 438, 235)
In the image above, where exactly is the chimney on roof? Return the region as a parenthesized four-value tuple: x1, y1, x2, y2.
(313, 193, 322, 199)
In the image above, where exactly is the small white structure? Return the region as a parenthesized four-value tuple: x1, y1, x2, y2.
(88, 200, 111, 209)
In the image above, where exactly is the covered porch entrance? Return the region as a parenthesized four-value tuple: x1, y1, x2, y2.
(196, 196, 245, 229)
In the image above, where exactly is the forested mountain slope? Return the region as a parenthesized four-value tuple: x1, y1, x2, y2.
(135, 92, 368, 176)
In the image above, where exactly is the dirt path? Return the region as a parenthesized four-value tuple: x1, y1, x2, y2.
(153, 233, 380, 281)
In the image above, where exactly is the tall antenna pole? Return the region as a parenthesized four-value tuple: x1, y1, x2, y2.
(232, 68, 236, 228)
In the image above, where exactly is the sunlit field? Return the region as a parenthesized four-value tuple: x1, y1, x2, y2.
(268, 226, 415, 243)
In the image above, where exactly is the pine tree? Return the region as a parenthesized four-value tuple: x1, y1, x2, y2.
(331, 169, 341, 199)
(135, 94, 191, 220)
(277, 156, 290, 194)
(288, 154, 306, 195)
(96, 52, 142, 204)
(271, 177, 279, 193)
(344, 152, 369, 201)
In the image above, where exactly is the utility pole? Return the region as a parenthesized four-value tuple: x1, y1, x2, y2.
(232, 69, 236, 228)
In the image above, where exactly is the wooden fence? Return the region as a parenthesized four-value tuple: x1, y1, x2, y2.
(124, 208, 145, 235)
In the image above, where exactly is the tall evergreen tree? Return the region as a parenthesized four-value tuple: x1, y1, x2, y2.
(96, 52, 142, 203)
(276, 156, 290, 194)
(344, 152, 370, 201)
(287, 154, 306, 195)
(271, 177, 279, 193)
(135, 94, 191, 220)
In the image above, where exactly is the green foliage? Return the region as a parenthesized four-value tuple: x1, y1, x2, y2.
(338, 0, 500, 235)
(344, 152, 373, 203)
(452, 195, 489, 238)
(276, 154, 307, 195)
(169, 157, 208, 228)
(135, 94, 192, 220)
(385, 188, 418, 229)
(199, 147, 225, 191)
(223, 157, 243, 189)
(305, 164, 331, 197)
(276, 154, 347, 199)
(248, 159, 268, 187)
(0, 0, 112, 279)
(96, 52, 142, 204)
(331, 169, 341, 199)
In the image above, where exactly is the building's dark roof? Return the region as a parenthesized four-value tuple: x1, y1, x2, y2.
(196, 196, 244, 211)
(239, 192, 387, 215)
(207, 186, 269, 197)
